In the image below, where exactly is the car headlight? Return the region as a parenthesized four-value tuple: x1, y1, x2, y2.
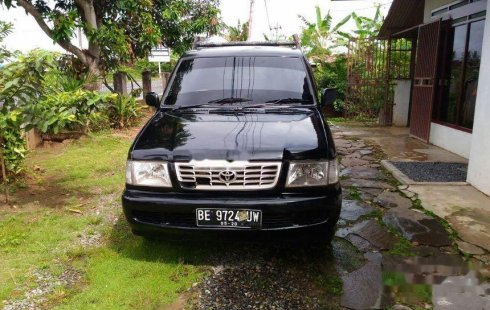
(286, 160, 339, 188)
(125, 160, 172, 187)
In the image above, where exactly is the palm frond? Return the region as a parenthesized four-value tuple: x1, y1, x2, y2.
(315, 6, 322, 29)
(332, 14, 351, 33)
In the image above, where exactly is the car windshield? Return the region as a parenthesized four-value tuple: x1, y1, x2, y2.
(163, 56, 314, 107)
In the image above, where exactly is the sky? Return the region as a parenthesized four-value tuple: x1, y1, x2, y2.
(0, 0, 392, 53)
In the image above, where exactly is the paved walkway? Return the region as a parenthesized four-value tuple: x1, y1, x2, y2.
(337, 126, 467, 163)
(329, 124, 489, 309)
(187, 122, 490, 310)
(333, 123, 490, 261)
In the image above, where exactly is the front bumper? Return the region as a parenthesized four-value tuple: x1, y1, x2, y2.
(122, 187, 342, 236)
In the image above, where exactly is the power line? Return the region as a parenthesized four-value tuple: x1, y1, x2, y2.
(264, 0, 282, 40)
(329, 1, 392, 13)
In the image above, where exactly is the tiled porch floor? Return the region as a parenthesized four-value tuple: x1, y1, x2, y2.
(337, 125, 468, 163)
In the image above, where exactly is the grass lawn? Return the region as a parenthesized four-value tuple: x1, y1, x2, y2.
(0, 130, 209, 309)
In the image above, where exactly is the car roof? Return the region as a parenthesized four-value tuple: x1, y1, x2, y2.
(183, 45, 304, 58)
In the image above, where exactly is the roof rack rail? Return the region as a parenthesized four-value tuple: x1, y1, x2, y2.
(192, 34, 301, 49)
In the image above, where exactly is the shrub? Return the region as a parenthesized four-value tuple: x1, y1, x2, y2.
(23, 90, 116, 134)
(0, 50, 56, 178)
(0, 109, 26, 177)
(104, 95, 142, 129)
(0, 49, 143, 180)
(314, 55, 347, 113)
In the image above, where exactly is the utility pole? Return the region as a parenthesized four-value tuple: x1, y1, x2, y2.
(271, 23, 282, 41)
(247, 0, 254, 41)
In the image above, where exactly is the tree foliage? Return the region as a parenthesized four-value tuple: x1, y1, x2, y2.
(0, 0, 219, 75)
(298, 5, 386, 115)
(225, 20, 248, 41)
(344, 5, 391, 119)
(0, 20, 13, 63)
(0, 50, 141, 182)
(350, 5, 383, 40)
(298, 6, 350, 113)
(298, 6, 350, 61)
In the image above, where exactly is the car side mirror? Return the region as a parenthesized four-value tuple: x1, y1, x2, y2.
(145, 92, 160, 107)
(320, 88, 337, 106)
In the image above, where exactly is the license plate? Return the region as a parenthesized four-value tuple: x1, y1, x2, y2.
(196, 209, 262, 229)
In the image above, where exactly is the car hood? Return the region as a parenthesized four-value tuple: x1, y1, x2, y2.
(130, 109, 332, 161)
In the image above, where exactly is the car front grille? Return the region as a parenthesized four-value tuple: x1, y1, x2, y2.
(174, 160, 282, 190)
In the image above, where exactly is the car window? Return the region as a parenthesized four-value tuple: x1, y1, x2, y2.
(164, 56, 314, 106)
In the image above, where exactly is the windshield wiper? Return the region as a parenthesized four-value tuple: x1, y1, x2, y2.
(208, 97, 252, 104)
(171, 103, 214, 111)
(171, 98, 252, 111)
(265, 98, 312, 104)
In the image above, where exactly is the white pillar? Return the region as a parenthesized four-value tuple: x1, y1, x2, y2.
(467, 0, 490, 196)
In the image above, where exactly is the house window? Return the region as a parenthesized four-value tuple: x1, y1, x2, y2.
(434, 15, 485, 130)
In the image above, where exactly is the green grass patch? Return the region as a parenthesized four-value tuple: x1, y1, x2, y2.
(0, 210, 92, 301)
(326, 116, 378, 126)
(30, 133, 131, 194)
(327, 117, 348, 124)
(388, 239, 415, 257)
(56, 222, 206, 310)
(383, 271, 432, 306)
(347, 187, 362, 201)
(316, 274, 343, 296)
(1, 131, 211, 308)
(359, 209, 383, 221)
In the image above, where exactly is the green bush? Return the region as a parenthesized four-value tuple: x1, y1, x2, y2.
(0, 50, 142, 179)
(24, 90, 116, 134)
(314, 55, 347, 113)
(0, 109, 25, 177)
(0, 50, 56, 178)
(105, 95, 142, 129)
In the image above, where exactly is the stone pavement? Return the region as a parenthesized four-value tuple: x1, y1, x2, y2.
(331, 124, 490, 310)
(334, 123, 490, 261)
(404, 185, 490, 256)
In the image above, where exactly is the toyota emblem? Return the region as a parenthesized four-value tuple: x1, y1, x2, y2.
(218, 170, 237, 183)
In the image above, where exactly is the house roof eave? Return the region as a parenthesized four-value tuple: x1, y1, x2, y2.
(378, 0, 425, 39)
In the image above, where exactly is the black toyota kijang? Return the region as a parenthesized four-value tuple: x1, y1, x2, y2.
(122, 42, 341, 242)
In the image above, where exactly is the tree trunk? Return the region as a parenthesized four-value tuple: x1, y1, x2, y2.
(0, 137, 9, 204)
(84, 60, 102, 91)
(142, 70, 152, 98)
(16, 0, 103, 90)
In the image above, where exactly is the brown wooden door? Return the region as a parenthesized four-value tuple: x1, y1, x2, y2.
(409, 20, 443, 142)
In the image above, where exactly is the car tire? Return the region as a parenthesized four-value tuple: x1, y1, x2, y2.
(307, 208, 341, 246)
(313, 222, 336, 243)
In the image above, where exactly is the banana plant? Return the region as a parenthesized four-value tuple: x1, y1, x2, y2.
(225, 20, 249, 42)
(350, 5, 383, 40)
(298, 6, 351, 60)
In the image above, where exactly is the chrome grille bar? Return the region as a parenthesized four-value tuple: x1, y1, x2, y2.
(175, 160, 282, 190)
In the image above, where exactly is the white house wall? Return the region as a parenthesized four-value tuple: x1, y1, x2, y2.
(424, 0, 455, 22)
(467, 0, 490, 196)
(429, 123, 472, 159)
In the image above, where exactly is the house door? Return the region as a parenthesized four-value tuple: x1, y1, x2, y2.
(409, 20, 443, 142)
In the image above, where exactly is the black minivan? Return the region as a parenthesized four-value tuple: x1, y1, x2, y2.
(122, 41, 341, 241)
